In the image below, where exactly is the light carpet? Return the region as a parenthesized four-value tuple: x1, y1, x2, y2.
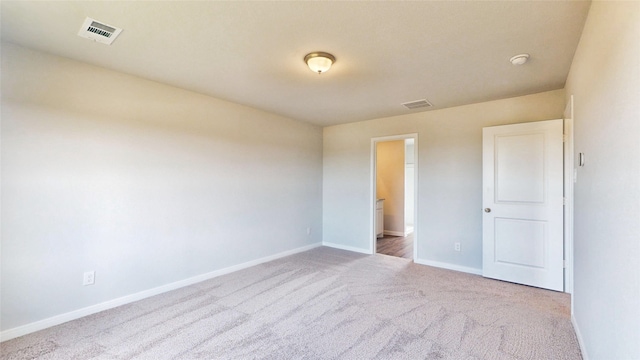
(0, 247, 582, 359)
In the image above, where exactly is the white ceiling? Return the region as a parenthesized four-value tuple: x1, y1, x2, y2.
(1, 1, 591, 127)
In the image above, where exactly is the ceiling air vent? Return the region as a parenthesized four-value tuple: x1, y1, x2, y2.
(402, 99, 433, 110)
(77, 17, 123, 45)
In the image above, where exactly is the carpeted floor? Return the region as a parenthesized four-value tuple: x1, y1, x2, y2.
(0, 247, 582, 359)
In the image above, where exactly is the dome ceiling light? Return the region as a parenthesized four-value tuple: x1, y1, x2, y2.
(510, 53, 530, 65)
(304, 52, 336, 74)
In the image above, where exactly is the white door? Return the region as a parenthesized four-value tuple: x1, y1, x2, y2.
(482, 119, 564, 291)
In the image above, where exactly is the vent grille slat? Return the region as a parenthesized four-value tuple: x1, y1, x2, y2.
(87, 26, 112, 38)
(402, 99, 433, 109)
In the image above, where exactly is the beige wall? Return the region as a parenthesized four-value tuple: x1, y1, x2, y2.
(564, 1, 640, 358)
(1, 43, 323, 333)
(323, 89, 565, 272)
(376, 140, 405, 234)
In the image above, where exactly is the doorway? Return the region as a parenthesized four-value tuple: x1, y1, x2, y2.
(371, 134, 418, 259)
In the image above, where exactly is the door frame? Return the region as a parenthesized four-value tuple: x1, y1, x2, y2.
(564, 95, 575, 295)
(370, 133, 419, 258)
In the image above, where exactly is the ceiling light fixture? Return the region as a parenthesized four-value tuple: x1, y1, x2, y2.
(510, 54, 530, 65)
(304, 52, 336, 74)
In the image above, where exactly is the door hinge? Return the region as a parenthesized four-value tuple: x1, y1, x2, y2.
(563, 260, 567, 269)
(563, 197, 566, 205)
(562, 134, 568, 143)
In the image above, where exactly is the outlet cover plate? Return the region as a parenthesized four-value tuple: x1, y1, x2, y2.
(83, 271, 95, 286)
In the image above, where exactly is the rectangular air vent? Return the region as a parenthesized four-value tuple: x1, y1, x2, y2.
(402, 99, 433, 109)
(77, 17, 122, 45)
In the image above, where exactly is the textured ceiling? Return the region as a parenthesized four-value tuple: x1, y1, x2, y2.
(1, 1, 591, 126)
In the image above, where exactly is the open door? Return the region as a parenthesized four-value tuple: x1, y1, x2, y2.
(482, 120, 564, 291)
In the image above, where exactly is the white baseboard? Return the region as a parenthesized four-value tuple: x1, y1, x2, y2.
(0, 242, 322, 343)
(571, 315, 589, 360)
(322, 241, 371, 255)
(383, 230, 405, 237)
(414, 258, 482, 275)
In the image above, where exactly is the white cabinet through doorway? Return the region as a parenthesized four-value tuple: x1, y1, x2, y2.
(376, 199, 384, 238)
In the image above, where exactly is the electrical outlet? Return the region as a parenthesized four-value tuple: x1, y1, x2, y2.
(83, 271, 95, 286)
(307, 227, 311, 235)
(454, 243, 461, 252)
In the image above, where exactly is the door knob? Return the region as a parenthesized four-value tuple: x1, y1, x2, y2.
(484, 208, 491, 213)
